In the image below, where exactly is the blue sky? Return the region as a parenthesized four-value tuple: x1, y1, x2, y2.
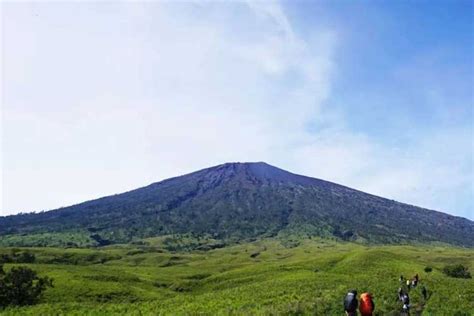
(1, 1, 473, 219)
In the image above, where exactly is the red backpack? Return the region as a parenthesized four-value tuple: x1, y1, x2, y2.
(359, 292, 374, 316)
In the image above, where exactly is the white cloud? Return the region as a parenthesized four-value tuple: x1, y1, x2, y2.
(291, 125, 473, 218)
(2, 1, 337, 215)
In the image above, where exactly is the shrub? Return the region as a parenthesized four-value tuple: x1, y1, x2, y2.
(153, 281, 170, 288)
(424, 266, 432, 273)
(88, 291, 137, 303)
(186, 273, 211, 280)
(17, 252, 36, 263)
(250, 252, 260, 258)
(442, 264, 471, 279)
(0, 265, 53, 307)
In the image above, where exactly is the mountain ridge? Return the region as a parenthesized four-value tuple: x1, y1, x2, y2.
(1, 162, 473, 247)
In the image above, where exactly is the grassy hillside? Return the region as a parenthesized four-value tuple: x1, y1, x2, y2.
(1, 238, 473, 315)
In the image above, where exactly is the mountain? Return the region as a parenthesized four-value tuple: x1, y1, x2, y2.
(1, 162, 473, 247)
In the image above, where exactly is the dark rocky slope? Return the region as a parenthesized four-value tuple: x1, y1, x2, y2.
(1, 162, 473, 247)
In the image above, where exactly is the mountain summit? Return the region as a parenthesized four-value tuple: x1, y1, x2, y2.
(1, 162, 473, 247)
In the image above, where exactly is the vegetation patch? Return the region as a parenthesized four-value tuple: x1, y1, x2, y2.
(443, 264, 472, 279)
(169, 281, 197, 292)
(86, 291, 138, 303)
(82, 274, 141, 282)
(0, 232, 95, 248)
(125, 249, 146, 256)
(0, 250, 36, 263)
(41, 252, 121, 265)
(250, 252, 260, 258)
(185, 273, 211, 280)
(153, 281, 170, 288)
(0, 264, 53, 308)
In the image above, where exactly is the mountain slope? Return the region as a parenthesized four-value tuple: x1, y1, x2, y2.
(1, 162, 473, 247)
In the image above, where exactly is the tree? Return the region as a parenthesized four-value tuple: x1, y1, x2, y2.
(0, 265, 53, 308)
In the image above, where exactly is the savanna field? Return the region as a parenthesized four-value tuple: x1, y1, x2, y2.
(1, 238, 473, 315)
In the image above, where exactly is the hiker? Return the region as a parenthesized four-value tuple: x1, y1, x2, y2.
(399, 290, 410, 313)
(397, 287, 403, 300)
(359, 292, 375, 316)
(406, 279, 411, 289)
(399, 275, 404, 283)
(421, 285, 428, 301)
(411, 274, 419, 287)
(344, 290, 358, 316)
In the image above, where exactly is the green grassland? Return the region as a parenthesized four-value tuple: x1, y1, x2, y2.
(1, 238, 473, 315)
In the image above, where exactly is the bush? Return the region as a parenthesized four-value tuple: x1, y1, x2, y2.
(250, 252, 260, 258)
(17, 252, 36, 263)
(186, 273, 211, 280)
(424, 266, 432, 273)
(442, 264, 471, 279)
(0, 264, 53, 307)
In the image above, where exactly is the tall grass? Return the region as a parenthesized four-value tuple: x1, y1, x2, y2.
(1, 238, 473, 315)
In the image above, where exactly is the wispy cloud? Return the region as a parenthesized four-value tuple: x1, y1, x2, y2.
(2, 1, 336, 215)
(2, 1, 472, 219)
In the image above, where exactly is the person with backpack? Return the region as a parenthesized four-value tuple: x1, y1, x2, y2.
(399, 275, 404, 283)
(398, 289, 410, 313)
(397, 287, 403, 300)
(411, 274, 419, 287)
(343, 290, 358, 316)
(359, 292, 375, 316)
